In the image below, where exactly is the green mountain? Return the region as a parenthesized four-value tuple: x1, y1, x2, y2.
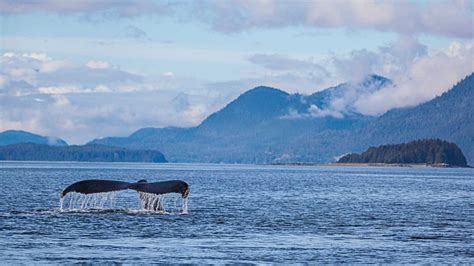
(351, 73, 473, 165)
(88, 73, 473, 165)
(338, 139, 468, 167)
(90, 75, 389, 163)
(0, 130, 67, 146)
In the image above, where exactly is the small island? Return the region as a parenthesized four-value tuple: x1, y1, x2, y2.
(337, 139, 468, 167)
(0, 143, 167, 163)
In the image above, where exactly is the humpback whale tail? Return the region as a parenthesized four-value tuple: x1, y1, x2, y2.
(61, 180, 131, 198)
(60, 179, 189, 212)
(61, 179, 189, 199)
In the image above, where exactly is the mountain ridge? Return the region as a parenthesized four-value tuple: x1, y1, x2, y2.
(88, 74, 396, 163)
(90, 73, 473, 164)
(0, 130, 67, 146)
(5, 73, 471, 164)
(352, 73, 474, 164)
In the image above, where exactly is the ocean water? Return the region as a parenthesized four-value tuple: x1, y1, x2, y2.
(0, 161, 472, 264)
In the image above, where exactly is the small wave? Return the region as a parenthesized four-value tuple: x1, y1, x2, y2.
(409, 235, 443, 240)
(7, 208, 188, 216)
(59, 208, 187, 215)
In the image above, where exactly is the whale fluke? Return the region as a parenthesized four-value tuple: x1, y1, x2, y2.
(61, 179, 130, 197)
(61, 179, 190, 199)
(129, 180, 190, 198)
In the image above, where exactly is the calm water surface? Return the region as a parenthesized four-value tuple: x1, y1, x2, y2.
(0, 161, 473, 263)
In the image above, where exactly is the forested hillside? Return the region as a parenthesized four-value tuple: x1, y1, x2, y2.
(354, 73, 473, 164)
(338, 139, 468, 166)
(0, 143, 167, 163)
(88, 73, 473, 165)
(90, 75, 389, 163)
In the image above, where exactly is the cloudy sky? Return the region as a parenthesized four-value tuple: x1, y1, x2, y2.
(1, 0, 473, 144)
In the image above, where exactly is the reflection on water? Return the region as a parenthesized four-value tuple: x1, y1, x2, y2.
(0, 162, 473, 263)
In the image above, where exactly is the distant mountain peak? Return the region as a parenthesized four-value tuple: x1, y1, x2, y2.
(358, 74, 393, 89)
(3, 129, 32, 135)
(199, 86, 291, 130)
(240, 86, 289, 98)
(363, 74, 391, 82)
(298, 74, 393, 118)
(0, 130, 68, 146)
(90, 74, 472, 165)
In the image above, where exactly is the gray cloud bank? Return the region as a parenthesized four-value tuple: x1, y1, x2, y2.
(1, 34, 473, 144)
(0, 0, 172, 17)
(0, 52, 229, 143)
(1, 0, 472, 38)
(188, 0, 473, 38)
(1, 34, 473, 143)
(245, 35, 473, 115)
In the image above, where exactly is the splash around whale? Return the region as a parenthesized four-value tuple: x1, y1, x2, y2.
(60, 179, 189, 213)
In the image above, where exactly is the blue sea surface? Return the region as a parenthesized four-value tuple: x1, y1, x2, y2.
(0, 161, 473, 263)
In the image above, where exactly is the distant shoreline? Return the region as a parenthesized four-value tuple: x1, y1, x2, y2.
(0, 160, 471, 168)
(325, 162, 471, 168)
(271, 162, 471, 168)
(0, 143, 167, 163)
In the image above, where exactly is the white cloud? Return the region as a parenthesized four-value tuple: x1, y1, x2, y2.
(51, 94, 71, 106)
(162, 71, 175, 77)
(0, 74, 9, 88)
(1, 38, 472, 144)
(242, 53, 332, 93)
(0, 90, 226, 144)
(38, 85, 81, 94)
(2, 52, 16, 58)
(0, 0, 171, 17)
(182, 104, 209, 125)
(86, 60, 111, 69)
(333, 35, 428, 82)
(0, 52, 232, 143)
(120, 25, 148, 39)
(183, 0, 473, 38)
(243, 36, 473, 118)
(1, 1, 471, 38)
(41, 60, 72, 73)
(37, 85, 112, 94)
(281, 105, 344, 119)
(352, 41, 474, 115)
(0, 52, 143, 96)
(308, 104, 343, 119)
(248, 53, 327, 72)
(207, 72, 332, 95)
(22, 52, 51, 61)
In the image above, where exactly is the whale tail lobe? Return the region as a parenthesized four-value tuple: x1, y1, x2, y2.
(61, 179, 189, 199)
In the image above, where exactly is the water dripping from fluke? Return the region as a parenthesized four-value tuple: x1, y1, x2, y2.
(60, 191, 117, 211)
(138, 192, 188, 213)
(59, 179, 190, 214)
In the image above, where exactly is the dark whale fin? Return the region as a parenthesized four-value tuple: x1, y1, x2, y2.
(129, 180, 190, 198)
(61, 179, 189, 198)
(61, 179, 131, 198)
